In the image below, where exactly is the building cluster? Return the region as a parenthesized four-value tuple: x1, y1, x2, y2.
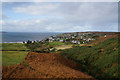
(23, 32, 107, 44)
(44, 32, 98, 44)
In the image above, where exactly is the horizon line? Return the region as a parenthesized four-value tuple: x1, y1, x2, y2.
(1, 31, 119, 33)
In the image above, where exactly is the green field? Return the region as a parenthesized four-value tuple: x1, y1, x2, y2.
(2, 43, 29, 51)
(2, 51, 28, 65)
(2, 43, 29, 66)
(49, 42, 65, 46)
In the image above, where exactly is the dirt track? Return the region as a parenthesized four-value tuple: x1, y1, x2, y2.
(2, 52, 95, 79)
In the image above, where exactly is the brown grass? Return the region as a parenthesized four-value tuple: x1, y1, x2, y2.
(2, 52, 95, 79)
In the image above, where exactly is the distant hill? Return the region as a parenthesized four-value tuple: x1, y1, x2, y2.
(0, 31, 8, 33)
(64, 31, 118, 33)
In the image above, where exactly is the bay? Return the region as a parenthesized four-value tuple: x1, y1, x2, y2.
(1, 32, 61, 43)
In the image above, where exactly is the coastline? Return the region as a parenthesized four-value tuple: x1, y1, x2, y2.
(0, 42, 23, 43)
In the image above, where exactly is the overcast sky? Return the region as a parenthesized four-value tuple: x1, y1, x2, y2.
(2, 2, 118, 32)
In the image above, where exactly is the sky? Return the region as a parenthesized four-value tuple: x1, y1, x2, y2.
(1, 2, 118, 32)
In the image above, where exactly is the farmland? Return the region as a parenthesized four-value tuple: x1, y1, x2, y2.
(2, 43, 29, 65)
(2, 43, 29, 51)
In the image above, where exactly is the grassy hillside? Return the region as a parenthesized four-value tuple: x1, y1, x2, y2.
(61, 35, 119, 79)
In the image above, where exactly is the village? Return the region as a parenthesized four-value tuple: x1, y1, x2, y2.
(24, 32, 107, 45)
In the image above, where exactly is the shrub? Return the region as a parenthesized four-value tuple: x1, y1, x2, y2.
(25, 41, 51, 53)
(60, 37, 119, 79)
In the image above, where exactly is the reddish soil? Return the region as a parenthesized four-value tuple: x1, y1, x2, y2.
(2, 52, 95, 79)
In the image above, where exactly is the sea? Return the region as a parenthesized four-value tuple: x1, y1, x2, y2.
(1, 32, 61, 43)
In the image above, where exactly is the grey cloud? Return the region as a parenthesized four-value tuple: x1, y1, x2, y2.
(3, 2, 118, 32)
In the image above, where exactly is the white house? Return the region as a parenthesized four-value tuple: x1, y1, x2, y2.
(72, 36, 75, 39)
(77, 41, 80, 44)
(80, 36, 83, 39)
(87, 38, 92, 42)
(49, 37, 53, 39)
(59, 39, 64, 42)
(71, 40, 77, 44)
(104, 35, 107, 38)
